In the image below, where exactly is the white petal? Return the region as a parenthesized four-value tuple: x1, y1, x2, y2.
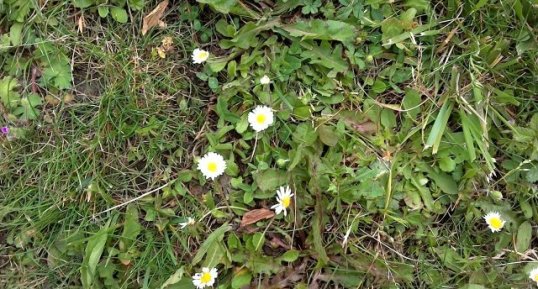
(210, 268, 218, 278)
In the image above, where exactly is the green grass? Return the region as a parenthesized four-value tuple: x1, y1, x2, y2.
(1, 0, 538, 288)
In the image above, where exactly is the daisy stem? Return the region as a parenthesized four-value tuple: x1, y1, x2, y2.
(249, 133, 258, 162)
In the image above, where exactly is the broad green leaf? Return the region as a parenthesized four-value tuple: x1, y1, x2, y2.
(127, 0, 145, 10)
(161, 267, 185, 289)
(410, 177, 434, 210)
(402, 89, 421, 119)
(119, 204, 141, 251)
(279, 249, 300, 262)
(208, 58, 228, 73)
(252, 232, 265, 251)
(312, 201, 329, 265)
(428, 170, 458, 194)
(300, 41, 348, 75)
(197, 0, 237, 13)
(0, 76, 21, 109)
(81, 225, 110, 288)
(405, 0, 430, 12)
(9, 23, 23, 46)
(280, 19, 356, 43)
(318, 124, 338, 147)
(98, 6, 110, 18)
(253, 169, 287, 191)
(425, 99, 454, 154)
(516, 221, 532, 252)
(372, 79, 387, 93)
(460, 110, 477, 161)
(438, 156, 456, 172)
(192, 223, 231, 265)
(231, 269, 252, 289)
(110, 7, 128, 23)
(380, 109, 396, 130)
(73, 0, 94, 8)
(326, 268, 364, 287)
(41, 60, 72, 90)
(222, 19, 278, 49)
(14, 93, 42, 120)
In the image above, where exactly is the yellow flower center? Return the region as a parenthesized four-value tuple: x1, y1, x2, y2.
(534, 275, 538, 282)
(207, 162, 218, 173)
(489, 217, 503, 229)
(281, 196, 291, 208)
(256, 114, 266, 124)
(198, 51, 208, 60)
(200, 272, 212, 284)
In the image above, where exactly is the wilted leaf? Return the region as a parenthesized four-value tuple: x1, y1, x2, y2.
(240, 208, 275, 227)
(142, 0, 168, 35)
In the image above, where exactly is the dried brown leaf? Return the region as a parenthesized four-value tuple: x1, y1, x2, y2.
(240, 208, 275, 227)
(142, 0, 168, 36)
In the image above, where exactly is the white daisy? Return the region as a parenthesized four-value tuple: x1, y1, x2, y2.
(192, 48, 209, 64)
(192, 267, 218, 289)
(271, 186, 294, 216)
(248, 105, 274, 132)
(483, 212, 505, 232)
(197, 152, 226, 180)
(179, 217, 195, 229)
(529, 267, 538, 285)
(260, 75, 271, 84)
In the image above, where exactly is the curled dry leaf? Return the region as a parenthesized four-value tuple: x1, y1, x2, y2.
(240, 208, 275, 227)
(142, 0, 168, 36)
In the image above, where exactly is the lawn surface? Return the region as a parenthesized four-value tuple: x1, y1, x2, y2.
(1, 0, 538, 288)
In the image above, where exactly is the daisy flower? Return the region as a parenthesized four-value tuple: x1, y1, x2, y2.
(248, 105, 274, 132)
(529, 267, 538, 285)
(260, 75, 271, 84)
(192, 48, 209, 64)
(179, 217, 195, 229)
(1, 126, 9, 135)
(484, 212, 505, 232)
(271, 186, 294, 216)
(192, 267, 218, 289)
(197, 152, 226, 180)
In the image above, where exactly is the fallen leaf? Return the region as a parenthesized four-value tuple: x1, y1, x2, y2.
(77, 15, 86, 33)
(155, 47, 166, 58)
(161, 36, 173, 51)
(63, 93, 75, 103)
(45, 95, 60, 105)
(142, 0, 168, 36)
(240, 208, 275, 227)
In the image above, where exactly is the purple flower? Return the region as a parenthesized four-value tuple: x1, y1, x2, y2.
(1, 126, 9, 135)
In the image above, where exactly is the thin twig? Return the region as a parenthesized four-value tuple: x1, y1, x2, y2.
(92, 182, 171, 218)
